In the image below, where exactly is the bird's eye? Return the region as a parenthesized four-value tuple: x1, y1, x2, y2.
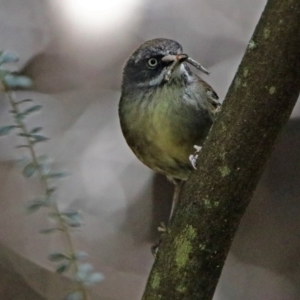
(147, 58, 158, 68)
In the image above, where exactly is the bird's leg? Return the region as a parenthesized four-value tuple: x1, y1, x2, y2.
(157, 179, 183, 232)
(189, 145, 202, 169)
(152, 180, 184, 257)
(169, 179, 184, 222)
(153, 160, 198, 256)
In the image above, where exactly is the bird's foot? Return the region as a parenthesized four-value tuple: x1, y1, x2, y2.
(151, 222, 168, 257)
(158, 222, 167, 232)
(189, 145, 202, 169)
(151, 239, 161, 257)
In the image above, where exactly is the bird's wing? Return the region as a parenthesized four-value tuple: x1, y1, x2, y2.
(201, 80, 221, 109)
(195, 76, 222, 117)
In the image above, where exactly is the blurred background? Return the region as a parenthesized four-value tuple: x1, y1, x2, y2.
(0, 0, 300, 299)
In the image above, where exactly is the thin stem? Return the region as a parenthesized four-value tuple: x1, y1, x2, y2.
(6, 90, 90, 300)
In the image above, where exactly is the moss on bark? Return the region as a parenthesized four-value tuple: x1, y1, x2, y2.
(142, 0, 300, 299)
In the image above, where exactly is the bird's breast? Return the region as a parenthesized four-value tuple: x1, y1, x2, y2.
(119, 84, 213, 179)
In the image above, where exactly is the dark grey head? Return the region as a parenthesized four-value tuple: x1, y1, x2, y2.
(122, 38, 192, 89)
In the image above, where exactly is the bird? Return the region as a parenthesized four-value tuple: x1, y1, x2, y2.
(119, 38, 221, 221)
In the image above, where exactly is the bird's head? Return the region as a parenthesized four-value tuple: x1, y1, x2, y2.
(122, 38, 208, 90)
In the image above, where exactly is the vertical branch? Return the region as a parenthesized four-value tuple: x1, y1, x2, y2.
(142, 0, 300, 299)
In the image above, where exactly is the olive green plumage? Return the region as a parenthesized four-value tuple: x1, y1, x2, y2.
(119, 38, 220, 181)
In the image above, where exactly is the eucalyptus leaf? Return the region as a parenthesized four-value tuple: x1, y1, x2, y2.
(77, 263, 93, 279)
(67, 222, 82, 228)
(25, 200, 44, 214)
(31, 134, 49, 143)
(62, 211, 82, 227)
(46, 172, 69, 179)
(84, 272, 104, 286)
(56, 262, 71, 274)
(14, 113, 25, 123)
(39, 162, 51, 176)
(48, 252, 69, 262)
(46, 187, 57, 196)
(15, 98, 33, 105)
(63, 210, 81, 218)
(74, 251, 89, 261)
(0, 51, 19, 64)
(0, 125, 16, 136)
(18, 133, 31, 137)
(4, 74, 32, 88)
(16, 145, 30, 148)
(22, 162, 37, 178)
(23, 105, 42, 115)
(30, 127, 43, 134)
(40, 227, 62, 234)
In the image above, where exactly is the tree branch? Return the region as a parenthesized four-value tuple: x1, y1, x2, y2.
(142, 0, 300, 299)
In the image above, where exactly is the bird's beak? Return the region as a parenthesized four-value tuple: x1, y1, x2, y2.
(162, 53, 210, 76)
(162, 54, 188, 65)
(161, 54, 189, 82)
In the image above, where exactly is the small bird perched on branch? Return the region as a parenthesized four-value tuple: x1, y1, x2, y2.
(119, 38, 221, 221)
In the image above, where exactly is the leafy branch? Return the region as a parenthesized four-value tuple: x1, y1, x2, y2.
(0, 51, 103, 300)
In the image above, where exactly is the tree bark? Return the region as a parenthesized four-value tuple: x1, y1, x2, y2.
(142, 0, 300, 299)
